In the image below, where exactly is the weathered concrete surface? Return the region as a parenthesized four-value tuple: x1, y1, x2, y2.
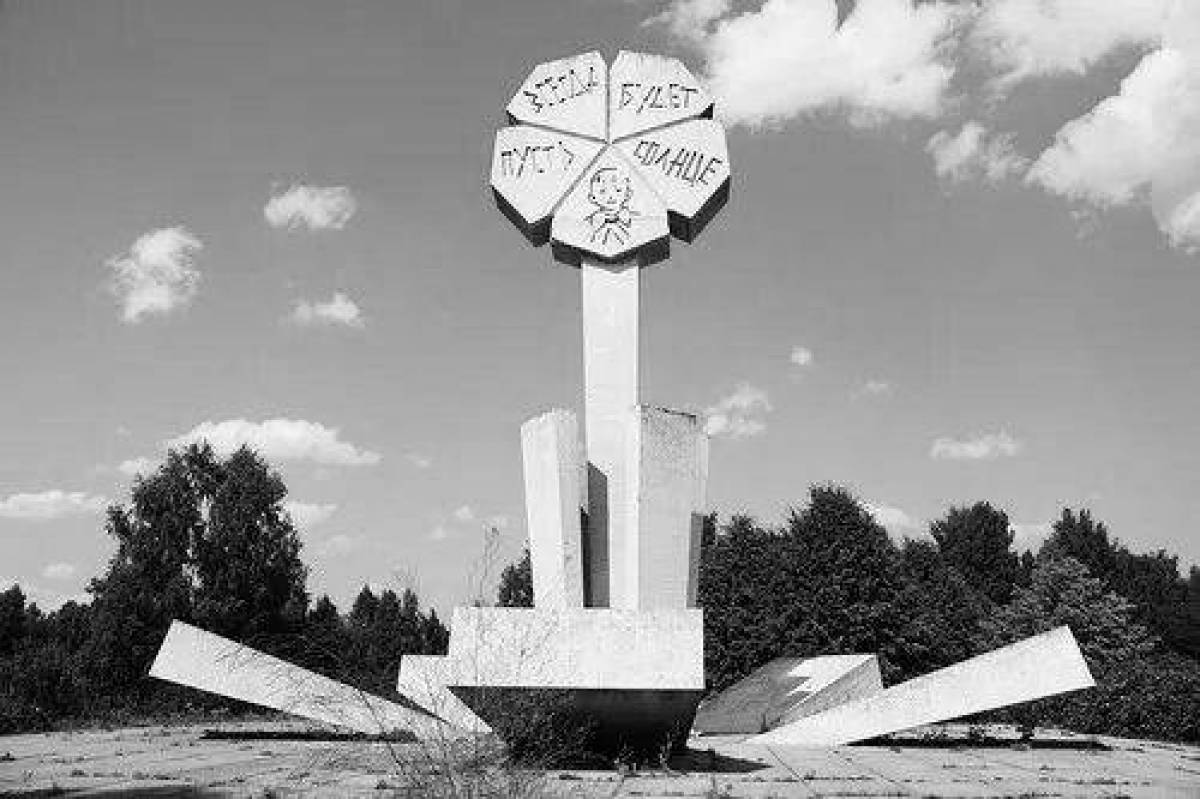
(552, 149, 669, 265)
(620, 406, 708, 610)
(693, 654, 882, 735)
(579, 261, 639, 608)
(149, 621, 444, 737)
(2, 721, 1196, 797)
(752, 626, 1095, 746)
(445, 606, 703, 690)
(505, 50, 607, 141)
(616, 118, 730, 242)
(608, 51, 714, 141)
(492, 125, 603, 243)
(522, 409, 586, 609)
(395, 654, 489, 734)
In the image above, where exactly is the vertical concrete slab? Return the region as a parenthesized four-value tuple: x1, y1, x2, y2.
(521, 409, 585, 608)
(581, 260, 640, 607)
(149, 621, 444, 737)
(750, 626, 1095, 746)
(622, 406, 708, 610)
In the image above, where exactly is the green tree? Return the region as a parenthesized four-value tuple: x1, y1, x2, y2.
(83, 443, 309, 693)
(929, 502, 1020, 605)
(497, 548, 533, 608)
(0, 585, 27, 658)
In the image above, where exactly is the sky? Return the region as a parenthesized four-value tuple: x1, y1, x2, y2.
(1, 0, 1198, 615)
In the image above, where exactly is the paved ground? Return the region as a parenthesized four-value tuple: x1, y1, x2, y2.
(1, 721, 1197, 797)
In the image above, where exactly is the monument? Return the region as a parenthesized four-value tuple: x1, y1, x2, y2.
(406, 49, 732, 753)
(148, 49, 1096, 755)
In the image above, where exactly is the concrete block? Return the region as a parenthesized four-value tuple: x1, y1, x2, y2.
(491, 126, 603, 244)
(149, 621, 444, 737)
(615, 119, 730, 242)
(445, 606, 703, 690)
(395, 654, 490, 734)
(693, 655, 881, 735)
(521, 409, 586, 608)
(551, 149, 669, 265)
(608, 51, 714, 141)
(618, 406, 708, 610)
(750, 626, 1095, 746)
(505, 51, 606, 141)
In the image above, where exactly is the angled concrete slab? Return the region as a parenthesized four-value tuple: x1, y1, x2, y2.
(693, 654, 881, 735)
(395, 654, 489, 734)
(750, 626, 1095, 746)
(150, 621, 444, 737)
(608, 50, 713, 141)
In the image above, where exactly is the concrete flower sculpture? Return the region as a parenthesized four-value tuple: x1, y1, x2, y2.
(490, 50, 731, 265)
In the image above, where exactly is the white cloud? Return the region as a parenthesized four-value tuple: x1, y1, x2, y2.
(264, 184, 358, 231)
(429, 524, 451, 542)
(117, 456, 157, 477)
(105, 226, 202, 323)
(1011, 521, 1053, 552)
(972, 0, 1172, 88)
(1027, 34, 1200, 251)
(289, 292, 365, 329)
(789, 345, 814, 367)
(405, 453, 433, 469)
(167, 418, 381, 466)
(42, 563, 76, 580)
(452, 505, 476, 523)
(644, 0, 732, 41)
(927, 121, 1028, 184)
(704, 383, 771, 439)
(865, 502, 924, 539)
(0, 490, 108, 521)
(855, 379, 893, 398)
(930, 430, 1023, 460)
(662, 0, 963, 128)
(285, 501, 337, 528)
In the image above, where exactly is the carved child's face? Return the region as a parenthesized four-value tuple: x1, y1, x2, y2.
(589, 167, 630, 211)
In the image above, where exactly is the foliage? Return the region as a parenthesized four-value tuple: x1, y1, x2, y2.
(929, 502, 1020, 605)
(0, 444, 448, 733)
(496, 549, 533, 608)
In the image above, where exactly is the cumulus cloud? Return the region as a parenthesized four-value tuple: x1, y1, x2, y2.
(42, 563, 76, 580)
(789, 345, 814, 367)
(117, 456, 157, 477)
(853, 379, 894, 399)
(285, 501, 338, 528)
(167, 419, 381, 466)
(264, 184, 358, 231)
(972, 0, 1172, 88)
(1027, 33, 1200, 251)
(704, 383, 771, 439)
(405, 453, 433, 469)
(429, 524, 451, 542)
(865, 502, 923, 538)
(644, 0, 732, 41)
(927, 121, 1028, 184)
(655, 0, 963, 128)
(0, 490, 108, 521)
(289, 292, 365, 329)
(1011, 520, 1053, 552)
(930, 430, 1023, 460)
(452, 505, 476, 523)
(105, 226, 202, 323)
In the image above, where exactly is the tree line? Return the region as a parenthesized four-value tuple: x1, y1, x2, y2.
(0, 444, 447, 733)
(499, 486, 1200, 743)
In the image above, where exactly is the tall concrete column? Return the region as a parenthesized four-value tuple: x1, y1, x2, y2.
(521, 410, 585, 608)
(581, 260, 639, 607)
